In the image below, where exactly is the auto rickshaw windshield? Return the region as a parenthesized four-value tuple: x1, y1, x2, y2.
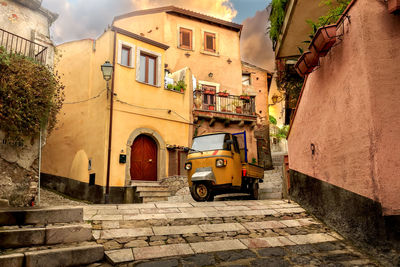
(191, 134, 229, 152)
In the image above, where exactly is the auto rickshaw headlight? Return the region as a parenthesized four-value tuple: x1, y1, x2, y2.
(185, 162, 192, 170)
(216, 159, 227, 167)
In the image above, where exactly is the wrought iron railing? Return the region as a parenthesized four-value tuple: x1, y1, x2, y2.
(0, 28, 47, 64)
(193, 90, 256, 116)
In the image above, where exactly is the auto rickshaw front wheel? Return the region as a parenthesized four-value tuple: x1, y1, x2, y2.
(191, 182, 214, 202)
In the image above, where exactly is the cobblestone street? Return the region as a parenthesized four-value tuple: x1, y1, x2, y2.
(83, 200, 379, 266)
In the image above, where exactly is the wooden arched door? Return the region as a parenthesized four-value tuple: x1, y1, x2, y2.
(130, 135, 157, 181)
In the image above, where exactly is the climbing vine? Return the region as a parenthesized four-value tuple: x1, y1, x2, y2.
(0, 47, 64, 143)
(268, 0, 288, 48)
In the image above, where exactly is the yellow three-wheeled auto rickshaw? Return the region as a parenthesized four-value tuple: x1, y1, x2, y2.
(185, 131, 264, 202)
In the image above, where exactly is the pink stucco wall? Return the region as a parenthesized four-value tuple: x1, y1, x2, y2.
(288, 0, 400, 215)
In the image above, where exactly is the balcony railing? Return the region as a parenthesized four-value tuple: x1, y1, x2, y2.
(0, 28, 47, 64)
(193, 90, 256, 116)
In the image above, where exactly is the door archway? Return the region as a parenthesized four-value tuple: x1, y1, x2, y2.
(130, 134, 157, 181)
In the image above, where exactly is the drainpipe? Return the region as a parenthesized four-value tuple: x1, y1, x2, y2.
(105, 30, 117, 204)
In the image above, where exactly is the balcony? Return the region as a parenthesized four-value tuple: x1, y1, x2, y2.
(193, 90, 257, 124)
(0, 28, 47, 64)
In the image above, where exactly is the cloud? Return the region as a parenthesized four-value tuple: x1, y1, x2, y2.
(240, 6, 275, 71)
(42, 0, 237, 44)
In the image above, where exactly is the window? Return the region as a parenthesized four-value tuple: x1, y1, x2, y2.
(139, 53, 157, 85)
(242, 73, 251, 85)
(202, 85, 216, 108)
(179, 28, 192, 50)
(118, 41, 134, 67)
(204, 32, 216, 52)
(121, 46, 131, 66)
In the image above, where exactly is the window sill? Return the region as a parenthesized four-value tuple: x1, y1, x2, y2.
(118, 63, 134, 69)
(136, 80, 160, 88)
(177, 46, 194, 52)
(200, 50, 219, 57)
(165, 88, 185, 94)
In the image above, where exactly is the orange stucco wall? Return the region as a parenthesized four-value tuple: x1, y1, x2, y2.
(288, 0, 400, 215)
(42, 30, 193, 188)
(113, 12, 242, 94)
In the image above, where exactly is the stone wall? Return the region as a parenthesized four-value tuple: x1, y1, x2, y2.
(289, 170, 400, 249)
(160, 176, 188, 196)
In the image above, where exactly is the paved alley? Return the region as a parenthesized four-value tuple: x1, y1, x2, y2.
(83, 200, 378, 266)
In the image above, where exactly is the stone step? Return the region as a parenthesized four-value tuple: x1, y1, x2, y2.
(95, 218, 318, 242)
(139, 191, 171, 197)
(131, 181, 162, 187)
(101, 232, 339, 264)
(0, 243, 104, 267)
(0, 207, 83, 226)
(0, 223, 93, 248)
(136, 186, 170, 192)
(142, 196, 169, 203)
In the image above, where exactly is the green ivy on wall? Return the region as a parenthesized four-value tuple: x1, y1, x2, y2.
(0, 47, 64, 143)
(269, 0, 288, 47)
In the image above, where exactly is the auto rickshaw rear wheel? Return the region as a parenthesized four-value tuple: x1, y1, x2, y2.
(191, 182, 213, 202)
(249, 181, 259, 200)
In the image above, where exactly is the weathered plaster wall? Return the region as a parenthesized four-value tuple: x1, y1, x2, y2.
(42, 32, 113, 188)
(113, 12, 243, 95)
(241, 62, 270, 125)
(0, 0, 56, 65)
(288, 0, 400, 215)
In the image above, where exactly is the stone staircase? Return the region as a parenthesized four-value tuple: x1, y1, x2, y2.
(0, 207, 104, 267)
(131, 181, 172, 203)
(83, 201, 352, 265)
(259, 152, 287, 200)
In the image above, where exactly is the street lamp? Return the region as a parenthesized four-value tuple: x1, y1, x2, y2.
(101, 60, 114, 204)
(101, 61, 113, 81)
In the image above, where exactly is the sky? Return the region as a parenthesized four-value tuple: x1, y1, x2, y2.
(42, 0, 274, 71)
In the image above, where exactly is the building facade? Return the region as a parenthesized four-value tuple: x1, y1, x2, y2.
(113, 6, 269, 163)
(286, 0, 400, 244)
(41, 27, 193, 203)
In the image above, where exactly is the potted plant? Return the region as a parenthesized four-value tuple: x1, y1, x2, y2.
(240, 93, 250, 101)
(232, 100, 242, 114)
(295, 51, 319, 77)
(388, 0, 400, 13)
(220, 104, 230, 112)
(309, 24, 337, 57)
(167, 83, 173, 90)
(218, 90, 229, 97)
(176, 80, 186, 93)
(208, 104, 215, 111)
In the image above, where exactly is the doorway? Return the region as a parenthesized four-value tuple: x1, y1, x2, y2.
(130, 134, 157, 181)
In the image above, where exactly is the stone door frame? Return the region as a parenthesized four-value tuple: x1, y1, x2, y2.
(125, 128, 166, 185)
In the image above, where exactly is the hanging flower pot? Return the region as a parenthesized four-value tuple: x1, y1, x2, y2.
(218, 92, 229, 97)
(208, 105, 215, 111)
(309, 24, 337, 57)
(240, 95, 250, 101)
(295, 51, 319, 77)
(388, 0, 400, 13)
(204, 89, 215, 95)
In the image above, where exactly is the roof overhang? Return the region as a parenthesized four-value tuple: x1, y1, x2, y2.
(275, 0, 335, 59)
(113, 6, 242, 33)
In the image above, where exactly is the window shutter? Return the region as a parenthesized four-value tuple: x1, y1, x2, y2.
(205, 33, 216, 52)
(180, 28, 192, 49)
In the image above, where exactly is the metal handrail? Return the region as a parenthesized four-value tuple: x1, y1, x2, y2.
(0, 28, 47, 64)
(193, 90, 256, 116)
